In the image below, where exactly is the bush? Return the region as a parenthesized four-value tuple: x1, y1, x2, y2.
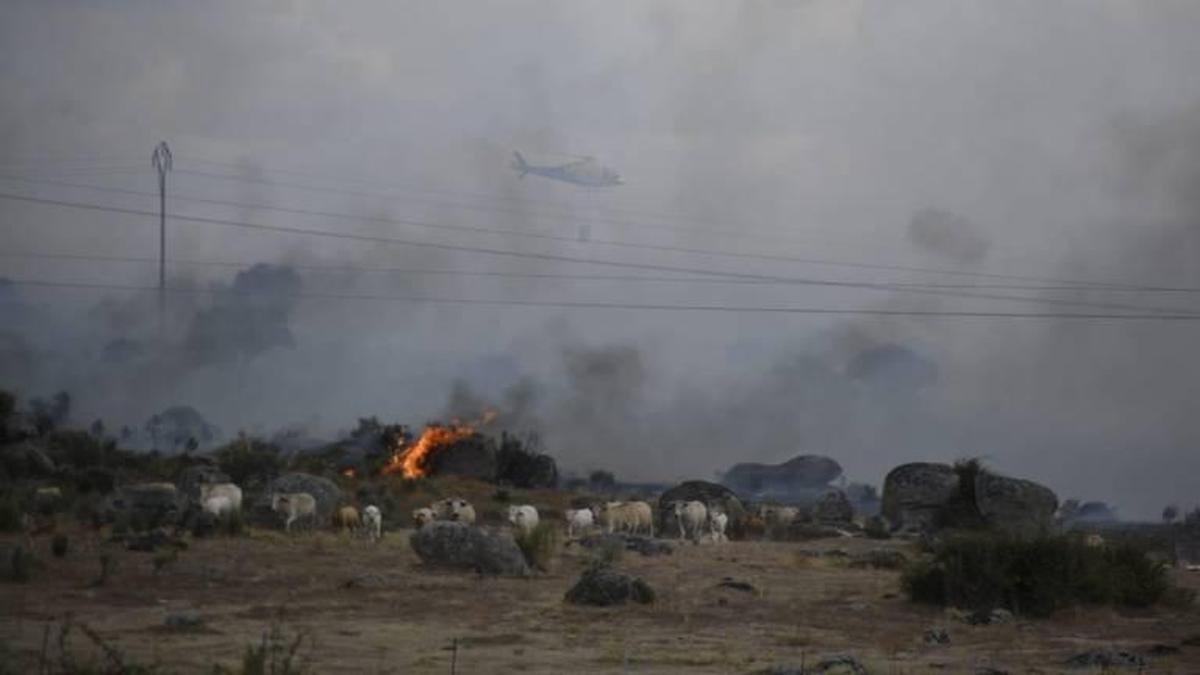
(515, 523, 561, 572)
(52, 534, 69, 558)
(902, 532, 1172, 617)
(215, 438, 284, 487)
(0, 493, 21, 532)
(215, 621, 308, 675)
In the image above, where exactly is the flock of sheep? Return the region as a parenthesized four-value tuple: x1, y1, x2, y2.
(412, 497, 731, 543)
(193, 479, 807, 545)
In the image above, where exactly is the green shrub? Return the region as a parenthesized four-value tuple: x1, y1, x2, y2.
(515, 523, 561, 572)
(902, 532, 1172, 617)
(589, 536, 625, 567)
(214, 438, 284, 487)
(215, 621, 308, 675)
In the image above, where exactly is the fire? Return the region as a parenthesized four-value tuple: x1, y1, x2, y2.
(341, 468, 356, 479)
(381, 422, 476, 478)
(380, 409, 499, 479)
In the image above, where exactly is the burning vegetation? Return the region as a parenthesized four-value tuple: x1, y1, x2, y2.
(381, 422, 479, 479)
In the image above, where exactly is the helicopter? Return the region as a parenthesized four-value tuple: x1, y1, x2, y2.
(511, 151, 623, 187)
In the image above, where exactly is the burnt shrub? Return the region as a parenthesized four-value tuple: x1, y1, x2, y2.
(495, 432, 557, 489)
(902, 532, 1172, 617)
(0, 492, 20, 532)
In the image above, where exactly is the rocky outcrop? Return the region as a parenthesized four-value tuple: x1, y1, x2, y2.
(177, 464, 231, 503)
(106, 482, 184, 529)
(882, 462, 1059, 534)
(974, 473, 1057, 535)
(409, 522, 529, 576)
(564, 566, 654, 606)
(722, 455, 843, 496)
(657, 480, 746, 532)
(813, 489, 855, 525)
(263, 472, 342, 517)
(881, 463, 960, 532)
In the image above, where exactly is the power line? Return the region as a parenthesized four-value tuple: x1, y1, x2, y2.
(7, 276, 1200, 321)
(2, 190, 1197, 316)
(1, 172, 1189, 294)
(3, 248, 1194, 291)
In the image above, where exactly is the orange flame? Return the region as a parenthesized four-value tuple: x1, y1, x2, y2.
(381, 410, 499, 479)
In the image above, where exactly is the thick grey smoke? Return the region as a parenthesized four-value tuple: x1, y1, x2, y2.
(2, 1, 1200, 517)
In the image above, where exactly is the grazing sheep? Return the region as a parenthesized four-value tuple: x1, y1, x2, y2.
(199, 483, 243, 513)
(412, 507, 436, 528)
(333, 505, 360, 533)
(671, 500, 708, 541)
(506, 505, 540, 534)
(596, 501, 655, 537)
(431, 498, 476, 525)
(362, 505, 382, 541)
(203, 494, 235, 518)
(271, 492, 317, 532)
(564, 508, 594, 538)
(708, 509, 729, 543)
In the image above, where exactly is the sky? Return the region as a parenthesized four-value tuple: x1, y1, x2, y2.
(2, 1, 1200, 518)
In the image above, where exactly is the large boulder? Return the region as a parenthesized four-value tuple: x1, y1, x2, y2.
(881, 462, 960, 532)
(578, 533, 673, 557)
(106, 482, 184, 530)
(721, 454, 842, 497)
(974, 473, 1057, 535)
(813, 489, 855, 525)
(0, 441, 56, 479)
(409, 522, 529, 576)
(564, 566, 655, 606)
(177, 463, 231, 504)
(264, 472, 342, 518)
(657, 480, 746, 532)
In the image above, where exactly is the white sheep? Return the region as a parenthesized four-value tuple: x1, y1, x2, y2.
(271, 492, 317, 532)
(564, 508, 594, 538)
(362, 505, 382, 542)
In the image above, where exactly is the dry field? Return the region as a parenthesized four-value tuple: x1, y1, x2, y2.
(2, 523, 1200, 674)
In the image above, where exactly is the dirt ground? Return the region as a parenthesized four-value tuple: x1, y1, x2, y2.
(2, 523, 1200, 674)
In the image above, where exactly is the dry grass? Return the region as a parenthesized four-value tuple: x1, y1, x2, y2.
(0, 501, 1198, 673)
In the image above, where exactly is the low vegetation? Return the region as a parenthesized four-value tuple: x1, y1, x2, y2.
(903, 532, 1180, 616)
(515, 522, 561, 572)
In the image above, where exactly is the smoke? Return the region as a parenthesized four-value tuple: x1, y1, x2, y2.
(907, 208, 990, 264)
(3, 2, 1200, 517)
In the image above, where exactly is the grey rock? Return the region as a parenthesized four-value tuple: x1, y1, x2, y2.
(341, 572, 392, 589)
(164, 611, 203, 630)
(963, 608, 1013, 626)
(409, 521, 530, 576)
(106, 482, 184, 529)
(974, 473, 1057, 535)
(564, 566, 654, 606)
(578, 533, 673, 557)
(881, 463, 959, 532)
(1064, 647, 1145, 669)
(716, 577, 756, 593)
(264, 472, 342, 518)
(848, 549, 908, 570)
(923, 627, 950, 645)
(0, 441, 56, 478)
(658, 480, 747, 529)
(177, 464, 231, 503)
(813, 489, 855, 525)
(723, 455, 843, 495)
